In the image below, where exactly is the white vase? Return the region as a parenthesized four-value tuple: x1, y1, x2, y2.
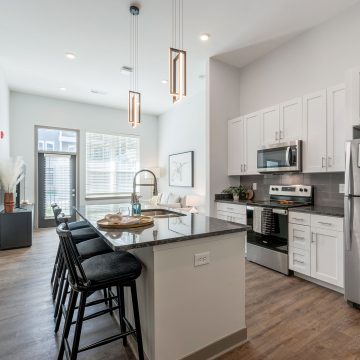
(233, 195, 239, 202)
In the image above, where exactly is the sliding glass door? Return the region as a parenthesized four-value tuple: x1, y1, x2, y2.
(36, 127, 78, 228)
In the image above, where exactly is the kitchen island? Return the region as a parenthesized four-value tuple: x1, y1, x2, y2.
(75, 204, 249, 360)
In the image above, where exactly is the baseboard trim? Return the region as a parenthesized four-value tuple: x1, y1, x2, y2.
(180, 327, 247, 360)
(294, 272, 344, 294)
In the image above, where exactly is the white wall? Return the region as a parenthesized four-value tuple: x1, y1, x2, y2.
(207, 58, 241, 215)
(0, 67, 10, 159)
(238, 2, 360, 114)
(10, 92, 158, 208)
(157, 89, 206, 212)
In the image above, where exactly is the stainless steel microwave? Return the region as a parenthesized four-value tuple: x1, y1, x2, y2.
(257, 140, 302, 173)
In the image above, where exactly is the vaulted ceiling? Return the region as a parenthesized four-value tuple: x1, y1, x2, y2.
(0, 0, 358, 115)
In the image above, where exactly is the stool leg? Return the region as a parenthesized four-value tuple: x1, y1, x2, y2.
(108, 287, 113, 315)
(117, 285, 127, 346)
(130, 282, 144, 360)
(58, 289, 78, 360)
(103, 288, 108, 306)
(55, 278, 69, 333)
(51, 245, 60, 285)
(53, 255, 64, 300)
(70, 292, 87, 360)
(54, 267, 66, 318)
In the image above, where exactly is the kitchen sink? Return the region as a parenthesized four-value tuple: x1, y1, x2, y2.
(141, 209, 185, 218)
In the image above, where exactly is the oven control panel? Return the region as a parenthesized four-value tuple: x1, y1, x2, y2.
(269, 185, 312, 197)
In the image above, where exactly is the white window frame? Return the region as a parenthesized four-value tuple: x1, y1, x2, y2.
(85, 131, 140, 200)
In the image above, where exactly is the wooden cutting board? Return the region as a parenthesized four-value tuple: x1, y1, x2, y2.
(97, 215, 154, 229)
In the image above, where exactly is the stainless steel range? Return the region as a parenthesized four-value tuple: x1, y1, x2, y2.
(246, 185, 313, 275)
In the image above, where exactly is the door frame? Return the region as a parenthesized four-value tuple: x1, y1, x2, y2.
(34, 125, 80, 228)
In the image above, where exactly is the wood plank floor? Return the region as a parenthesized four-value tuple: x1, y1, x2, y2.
(0, 228, 359, 360)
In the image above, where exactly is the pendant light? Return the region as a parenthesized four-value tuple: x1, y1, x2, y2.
(169, 0, 186, 104)
(128, 5, 141, 128)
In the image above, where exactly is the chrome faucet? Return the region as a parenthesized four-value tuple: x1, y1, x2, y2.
(132, 169, 158, 202)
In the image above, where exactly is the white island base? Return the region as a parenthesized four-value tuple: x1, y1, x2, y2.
(124, 232, 247, 360)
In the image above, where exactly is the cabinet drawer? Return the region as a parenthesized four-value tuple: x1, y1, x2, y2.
(216, 202, 246, 215)
(289, 211, 310, 226)
(289, 224, 311, 251)
(289, 247, 310, 276)
(311, 215, 343, 232)
(217, 210, 246, 224)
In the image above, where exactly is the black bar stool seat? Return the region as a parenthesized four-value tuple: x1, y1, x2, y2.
(68, 220, 89, 231)
(76, 237, 112, 260)
(71, 227, 99, 243)
(81, 252, 142, 286)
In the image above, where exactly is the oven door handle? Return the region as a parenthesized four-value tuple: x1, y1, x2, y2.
(273, 208, 287, 215)
(286, 146, 292, 167)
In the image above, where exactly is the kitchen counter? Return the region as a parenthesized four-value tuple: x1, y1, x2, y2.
(75, 203, 248, 360)
(214, 199, 249, 205)
(289, 205, 344, 218)
(75, 203, 250, 251)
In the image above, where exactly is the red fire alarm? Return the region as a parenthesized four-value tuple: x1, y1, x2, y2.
(0, 131, 4, 139)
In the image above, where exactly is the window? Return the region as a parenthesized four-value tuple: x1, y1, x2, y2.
(37, 127, 77, 153)
(86, 132, 140, 197)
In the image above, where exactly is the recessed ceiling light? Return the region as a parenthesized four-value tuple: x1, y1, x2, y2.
(161, 80, 168, 84)
(65, 52, 76, 60)
(121, 66, 133, 75)
(200, 33, 210, 41)
(59, 87, 67, 91)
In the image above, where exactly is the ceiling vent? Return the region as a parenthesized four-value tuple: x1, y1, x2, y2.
(121, 66, 133, 75)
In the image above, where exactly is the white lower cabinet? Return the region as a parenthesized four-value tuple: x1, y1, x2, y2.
(289, 247, 310, 276)
(216, 203, 247, 254)
(310, 227, 344, 287)
(289, 212, 344, 288)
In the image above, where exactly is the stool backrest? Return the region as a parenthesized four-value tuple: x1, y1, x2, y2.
(53, 207, 62, 225)
(56, 223, 90, 289)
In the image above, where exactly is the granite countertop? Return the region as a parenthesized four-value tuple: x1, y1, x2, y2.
(289, 206, 344, 218)
(75, 204, 250, 251)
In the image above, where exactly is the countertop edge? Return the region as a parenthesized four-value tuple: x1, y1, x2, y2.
(110, 225, 251, 251)
(289, 207, 344, 218)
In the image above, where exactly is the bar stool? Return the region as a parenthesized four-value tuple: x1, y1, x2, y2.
(53, 232, 113, 323)
(51, 211, 98, 301)
(56, 223, 144, 360)
(51, 204, 92, 286)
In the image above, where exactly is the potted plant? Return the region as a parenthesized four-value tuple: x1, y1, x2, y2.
(222, 185, 246, 202)
(0, 157, 25, 213)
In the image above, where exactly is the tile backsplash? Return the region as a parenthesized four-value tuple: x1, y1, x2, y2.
(240, 172, 345, 207)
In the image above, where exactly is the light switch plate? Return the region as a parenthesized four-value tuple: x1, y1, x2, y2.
(253, 183, 257, 190)
(339, 184, 345, 193)
(194, 252, 210, 267)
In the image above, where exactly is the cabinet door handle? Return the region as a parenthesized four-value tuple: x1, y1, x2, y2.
(311, 232, 317, 243)
(241, 164, 243, 172)
(292, 217, 304, 221)
(328, 157, 332, 167)
(244, 164, 247, 172)
(275, 131, 279, 141)
(321, 157, 326, 168)
(318, 221, 332, 226)
(279, 130, 283, 139)
(294, 259, 305, 264)
(294, 236, 305, 240)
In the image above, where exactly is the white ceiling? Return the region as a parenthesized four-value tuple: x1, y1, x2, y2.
(0, 0, 358, 115)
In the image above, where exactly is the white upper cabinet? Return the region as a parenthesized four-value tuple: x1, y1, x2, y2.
(228, 117, 243, 176)
(243, 112, 261, 174)
(260, 105, 280, 145)
(327, 84, 347, 172)
(346, 66, 360, 126)
(279, 98, 302, 142)
(302, 90, 327, 173)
